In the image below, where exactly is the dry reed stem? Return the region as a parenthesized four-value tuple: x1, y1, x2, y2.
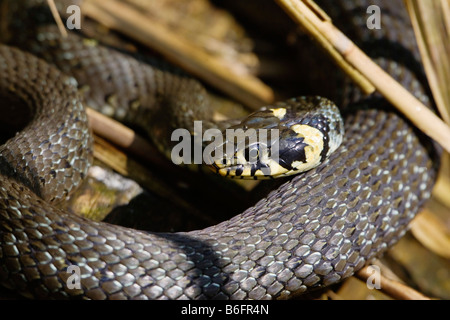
(276, 0, 375, 94)
(404, 0, 450, 264)
(276, 0, 450, 154)
(356, 266, 431, 300)
(92, 135, 216, 225)
(46, 0, 68, 37)
(405, 0, 450, 123)
(410, 209, 450, 260)
(86, 108, 168, 169)
(83, 0, 273, 109)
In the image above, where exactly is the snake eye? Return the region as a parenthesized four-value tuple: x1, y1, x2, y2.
(244, 145, 260, 163)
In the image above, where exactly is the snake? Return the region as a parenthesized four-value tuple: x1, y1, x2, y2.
(0, 0, 439, 299)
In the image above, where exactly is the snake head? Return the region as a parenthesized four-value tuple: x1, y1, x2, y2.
(206, 96, 344, 179)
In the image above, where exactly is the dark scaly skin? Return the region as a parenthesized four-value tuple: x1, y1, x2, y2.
(0, 0, 439, 299)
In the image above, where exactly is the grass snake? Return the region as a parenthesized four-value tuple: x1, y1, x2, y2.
(0, 0, 440, 299)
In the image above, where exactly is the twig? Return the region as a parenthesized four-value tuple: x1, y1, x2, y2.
(276, 0, 450, 154)
(356, 266, 431, 300)
(86, 108, 169, 169)
(276, 0, 375, 95)
(410, 209, 450, 260)
(46, 0, 68, 37)
(405, 0, 450, 124)
(82, 0, 273, 109)
(92, 135, 217, 225)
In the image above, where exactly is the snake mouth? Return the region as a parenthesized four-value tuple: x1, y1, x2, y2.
(204, 99, 344, 180)
(205, 132, 281, 179)
(209, 147, 324, 180)
(209, 152, 274, 179)
(207, 140, 316, 180)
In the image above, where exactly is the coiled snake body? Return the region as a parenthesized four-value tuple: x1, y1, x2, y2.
(0, 0, 439, 299)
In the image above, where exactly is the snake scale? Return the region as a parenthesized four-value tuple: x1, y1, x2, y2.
(0, 0, 439, 299)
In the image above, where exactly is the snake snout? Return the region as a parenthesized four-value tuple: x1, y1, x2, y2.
(207, 96, 344, 179)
